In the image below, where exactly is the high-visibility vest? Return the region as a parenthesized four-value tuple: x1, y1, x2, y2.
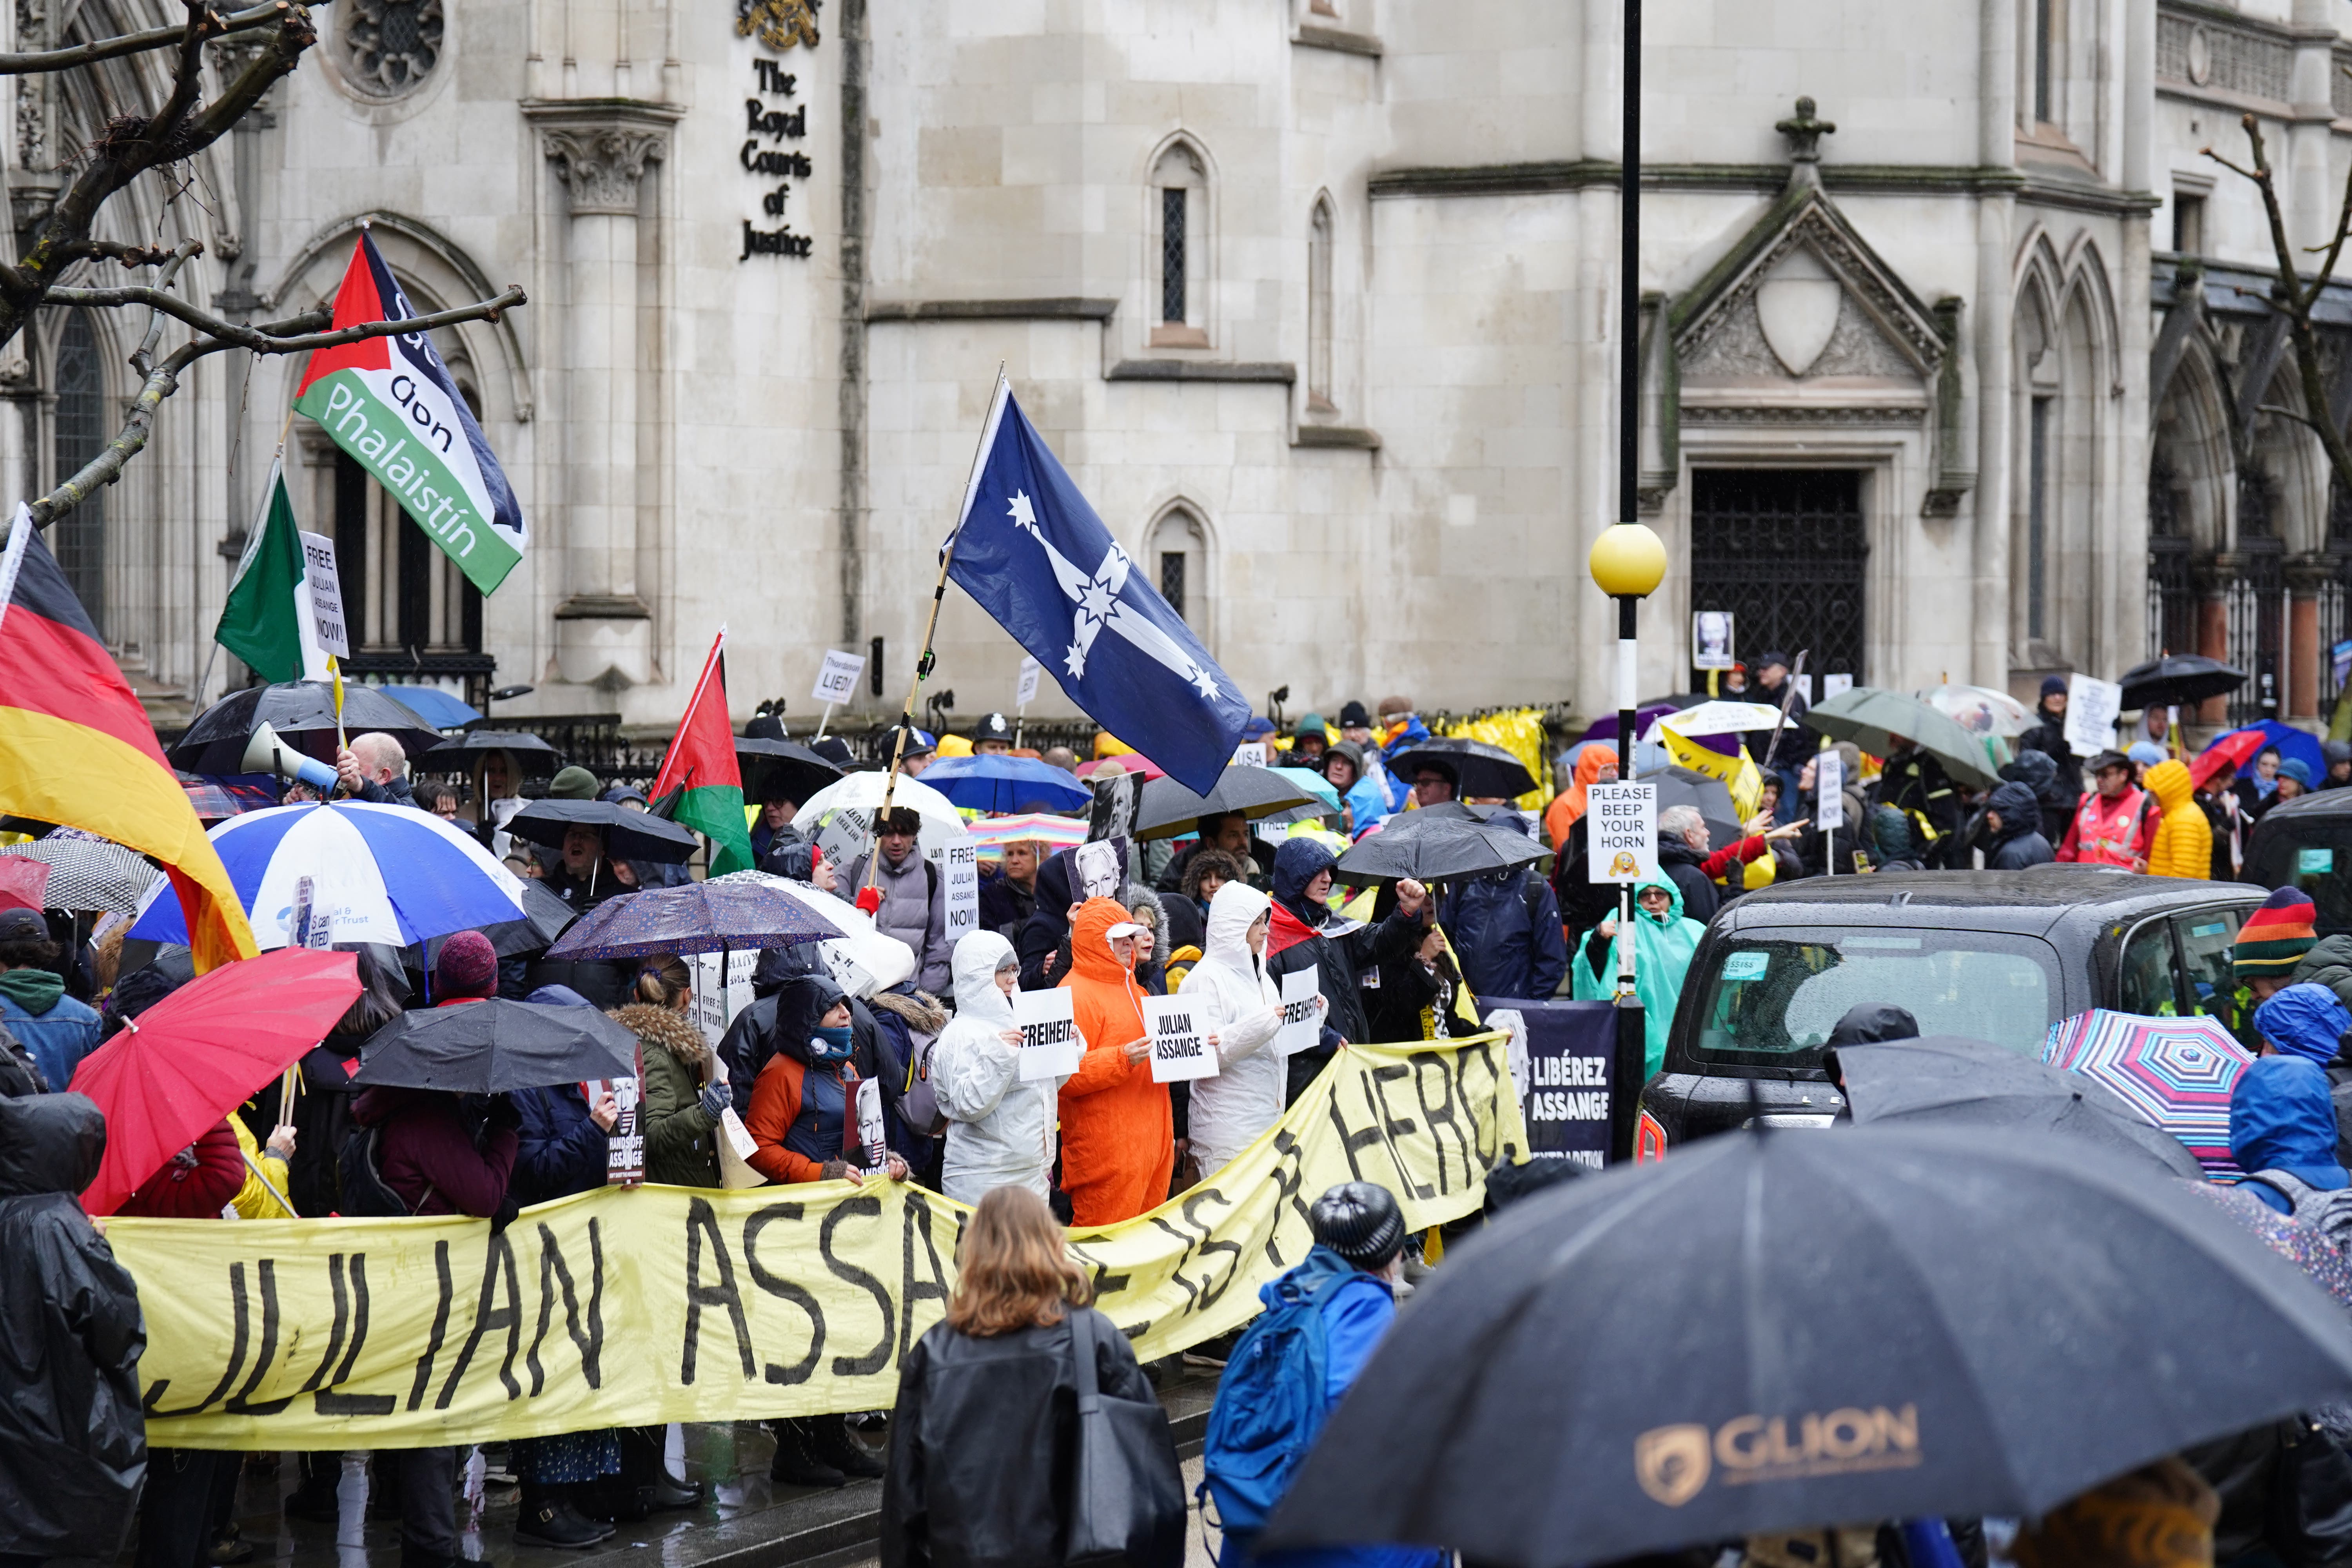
(2068, 787, 2146, 866)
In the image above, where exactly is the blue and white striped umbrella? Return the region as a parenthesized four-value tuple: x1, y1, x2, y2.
(127, 801, 527, 951)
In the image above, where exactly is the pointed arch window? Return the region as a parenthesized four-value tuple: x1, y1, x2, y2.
(52, 310, 107, 638)
(1308, 199, 1335, 411)
(1149, 142, 1209, 348)
(1148, 508, 1209, 641)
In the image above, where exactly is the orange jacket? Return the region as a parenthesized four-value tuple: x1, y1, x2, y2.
(1057, 898, 1173, 1227)
(1544, 745, 1618, 851)
(744, 1051, 829, 1185)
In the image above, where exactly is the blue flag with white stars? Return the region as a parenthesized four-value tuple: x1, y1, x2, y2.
(945, 377, 1248, 793)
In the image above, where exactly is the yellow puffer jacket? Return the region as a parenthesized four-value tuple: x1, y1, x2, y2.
(2143, 760, 2211, 881)
(229, 1114, 296, 1218)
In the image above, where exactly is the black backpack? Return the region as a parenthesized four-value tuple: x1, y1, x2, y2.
(336, 1124, 430, 1217)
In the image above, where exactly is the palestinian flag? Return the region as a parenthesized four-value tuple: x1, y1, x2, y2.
(213, 458, 330, 682)
(0, 507, 257, 971)
(292, 232, 526, 594)
(652, 629, 757, 877)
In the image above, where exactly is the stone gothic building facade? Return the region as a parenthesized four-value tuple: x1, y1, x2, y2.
(1, 0, 2344, 734)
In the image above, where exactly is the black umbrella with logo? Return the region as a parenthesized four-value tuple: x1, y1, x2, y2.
(1264, 1126, 2352, 1566)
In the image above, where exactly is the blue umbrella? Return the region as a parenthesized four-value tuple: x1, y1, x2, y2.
(125, 801, 526, 950)
(2201, 720, 2325, 787)
(916, 754, 1093, 813)
(376, 685, 482, 728)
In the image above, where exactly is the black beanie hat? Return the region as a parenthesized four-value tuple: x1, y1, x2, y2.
(1310, 1181, 1406, 1270)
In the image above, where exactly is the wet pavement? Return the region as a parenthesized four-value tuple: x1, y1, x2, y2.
(159, 1361, 1224, 1568)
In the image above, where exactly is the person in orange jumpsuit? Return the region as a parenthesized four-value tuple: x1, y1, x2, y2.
(1058, 897, 1172, 1226)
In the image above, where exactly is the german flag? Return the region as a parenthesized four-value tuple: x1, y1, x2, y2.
(0, 508, 256, 971)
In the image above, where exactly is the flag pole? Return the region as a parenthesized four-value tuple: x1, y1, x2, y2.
(866, 364, 1007, 902)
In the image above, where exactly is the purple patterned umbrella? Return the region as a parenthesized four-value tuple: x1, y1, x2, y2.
(2044, 1009, 2254, 1178)
(540, 877, 847, 961)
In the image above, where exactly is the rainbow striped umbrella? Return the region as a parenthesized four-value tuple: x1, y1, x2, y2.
(2043, 1009, 2254, 1178)
(961, 813, 1090, 851)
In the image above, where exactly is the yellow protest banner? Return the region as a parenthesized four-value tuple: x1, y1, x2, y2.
(110, 1033, 1524, 1449)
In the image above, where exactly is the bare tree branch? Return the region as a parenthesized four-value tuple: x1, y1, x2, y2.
(11, 286, 525, 532)
(0, 0, 285, 74)
(40, 283, 521, 356)
(128, 238, 202, 374)
(2203, 114, 2352, 502)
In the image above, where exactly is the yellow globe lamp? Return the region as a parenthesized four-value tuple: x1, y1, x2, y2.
(1588, 521, 1667, 601)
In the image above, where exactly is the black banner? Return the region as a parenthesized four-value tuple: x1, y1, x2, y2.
(1484, 998, 1617, 1169)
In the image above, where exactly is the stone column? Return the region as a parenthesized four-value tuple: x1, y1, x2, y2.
(2288, 554, 2336, 720)
(2196, 554, 2238, 728)
(524, 102, 679, 690)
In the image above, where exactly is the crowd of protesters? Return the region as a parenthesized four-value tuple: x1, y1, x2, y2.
(12, 678, 2352, 1568)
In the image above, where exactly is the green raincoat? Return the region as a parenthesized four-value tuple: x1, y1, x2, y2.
(1570, 865, 1706, 1078)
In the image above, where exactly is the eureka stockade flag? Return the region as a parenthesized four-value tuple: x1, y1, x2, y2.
(293, 232, 526, 593)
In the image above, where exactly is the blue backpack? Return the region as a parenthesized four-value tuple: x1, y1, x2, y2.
(1198, 1248, 1370, 1538)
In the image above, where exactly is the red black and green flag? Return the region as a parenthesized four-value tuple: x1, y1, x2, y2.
(651, 628, 756, 877)
(0, 506, 256, 971)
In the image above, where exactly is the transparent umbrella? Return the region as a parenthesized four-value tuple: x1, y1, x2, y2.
(1918, 683, 2033, 739)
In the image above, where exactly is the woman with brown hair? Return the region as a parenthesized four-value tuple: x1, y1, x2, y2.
(880, 1186, 1175, 1568)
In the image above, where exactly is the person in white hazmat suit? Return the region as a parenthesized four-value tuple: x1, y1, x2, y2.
(1180, 881, 1313, 1176)
(930, 930, 1071, 1204)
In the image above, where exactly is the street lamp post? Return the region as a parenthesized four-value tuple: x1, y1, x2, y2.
(1590, 0, 1666, 1162)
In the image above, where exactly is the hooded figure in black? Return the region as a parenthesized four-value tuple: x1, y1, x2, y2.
(721, 947, 904, 1145)
(1016, 849, 1079, 991)
(1980, 780, 2055, 870)
(1998, 745, 2076, 848)
(2016, 674, 2083, 834)
(0, 1092, 147, 1563)
(1261, 838, 1428, 1105)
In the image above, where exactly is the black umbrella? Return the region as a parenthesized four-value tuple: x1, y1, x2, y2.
(1132, 766, 1315, 841)
(506, 800, 699, 864)
(1269, 1126, 2352, 1565)
(1650, 765, 1744, 848)
(2119, 654, 2246, 711)
(352, 999, 641, 1093)
(1336, 815, 1547, 884)
(403, 878, 578, 969)
(1831, 1035, 2204, 1180)
(735, 738, 844, 806)
(1385, 739, 1537, 800)
(415, 730, 562, 778)
(168, 682, 446, 771)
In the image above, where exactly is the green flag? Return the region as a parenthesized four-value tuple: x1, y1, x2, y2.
(214, 461, 313, 684)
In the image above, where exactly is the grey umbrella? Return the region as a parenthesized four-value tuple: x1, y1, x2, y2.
(1132, 766, 1314, 841)
(1335, 815, 1547, 883)
(1830, 1034, 2205, 1179)
(1806, 686, 2002, 789)
(507, 799, 700, 864)
(0, 834, 158, 913)
(353, 999, 641, 1094)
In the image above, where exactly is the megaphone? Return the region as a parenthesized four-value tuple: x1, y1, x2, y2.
(239, 721, 339, 791)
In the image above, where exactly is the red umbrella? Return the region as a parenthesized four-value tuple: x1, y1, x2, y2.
(69, 947, 361, 1216)
(2192, 727, 2266, 789)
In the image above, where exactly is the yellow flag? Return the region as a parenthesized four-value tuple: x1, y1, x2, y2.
(1659, 726, 1763, 820)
